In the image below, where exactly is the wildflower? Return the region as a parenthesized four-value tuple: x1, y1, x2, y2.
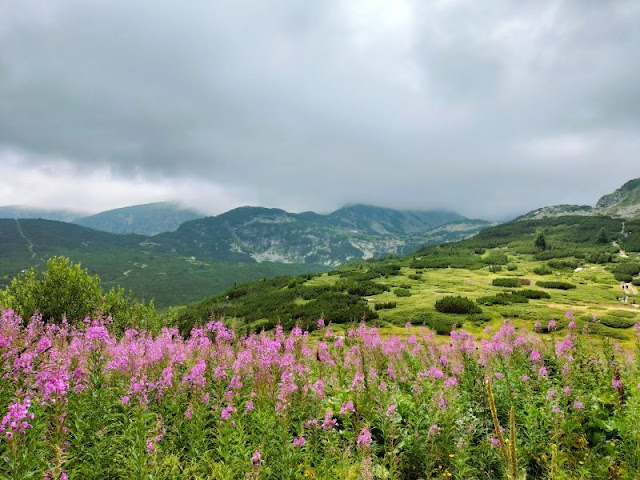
(245, 401, 254, 413)
(547, 320, 557, 331)
(386, 404, 396, 418)
(573, 400, 584, 410)
(321, 410, 337, 430)
(563, 386, 571, 396)
(357, 427, 372, 447)
(490, 437, 500, 447)
(251, 450, 262, 464)
(494, 372, 504, 380)
(520, 375, 530, 382)
(317, 317, 325, 329)
(444, 377, 459, 388)
(428, 424, 440, 437)
(293, 436, 306, 447)
(221, 404, 236, 421)
(340, 401, 355, 415)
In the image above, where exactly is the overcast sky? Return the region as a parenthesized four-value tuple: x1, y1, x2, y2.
(1, 0, 639, 219)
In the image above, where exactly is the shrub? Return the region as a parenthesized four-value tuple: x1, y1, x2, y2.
(585, 252, 612, 264)
(374, 302, 397, 310)
(477, 293, 529, 306)
(612, 263, 640, 283)
(6, 256, 102, 323)
(492, 277, 529, 288)
(435, 295, 482, 314)
(588, 323, 630, 340)
(483, 252, 509, 265)
(547, 259, 579, 270)
(489, 265, 503, 273)
(408, 274, 421, 280)
(474, 248, 486, 255)
(467, 313, 492, 325)
(394, 288, 411, 297)
(599, 316, 637, 329)
(518, 289, 551, 299)
(506, 264, 518, 271)
(533, 266, 553, 275)
(536, 281, 576, 290)
(346, 281, 390, 297)
(426, 315, 463, 335)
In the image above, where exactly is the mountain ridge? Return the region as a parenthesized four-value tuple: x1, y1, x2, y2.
(518, 177, 640, 220)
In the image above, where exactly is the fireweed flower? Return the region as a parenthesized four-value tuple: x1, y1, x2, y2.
(357, 427, 372, 447)
(386, 404, 396, 418)
(340, 400, 355, 415)
(251, 450, 261, 464)
(428, 424, 440, 437)
(293, 436, 306, 447)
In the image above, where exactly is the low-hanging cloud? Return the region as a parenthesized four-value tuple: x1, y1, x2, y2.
(1, 0, 639, 218)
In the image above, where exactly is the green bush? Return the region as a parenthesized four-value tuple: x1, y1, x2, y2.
(426, 315, 463, 335)
(587, 323, 630, 340)
(408, 274, 421, 280)
(435, 295, 482, 314)
(506, 264, 518, 271)
(599, 316, 637, 329)
(612, 263, 640, 283)
(585, 252, 613, 264)
(483, 252, 509, 265)
(547, 259, 579, 270)
(533, 266, 553, 275)
(492, 277, 529, 288)
(3, 256, 160, 330)
(346, 281, 390, 296)
(394, 288, 412, 297)
(536, 281, 576, 290)
(374, 302, 397, 310)
(7, 256, 102, 323)
(488, 265, 503, 273)
(476, 293, 529, 306)
(518, 289, 551, 299)
(467, 313, 492, 325)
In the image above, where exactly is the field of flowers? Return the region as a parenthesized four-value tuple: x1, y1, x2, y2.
(1, 309, 639, 479)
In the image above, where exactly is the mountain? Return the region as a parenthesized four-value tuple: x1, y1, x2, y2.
(0, 218, 325, 308)
(73, 202, 203, 235)
(518, 177, 640, 221)
(0, 204, 488, 306)
(0, 205, 81, 222)
(327, 204, 466, 235)
(148, 205, 490, 266)
(596, 178, 640, 218)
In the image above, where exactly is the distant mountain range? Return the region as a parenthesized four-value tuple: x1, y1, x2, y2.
(73, 202, 203, 235)
(148, 205, 489, 266)
(0, 203, 489, 306)
(0, 202, 204, 236)
(518, 178, 640, 221)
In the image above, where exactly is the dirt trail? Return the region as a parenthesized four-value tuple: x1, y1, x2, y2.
(15, 219, 36, 259)
(612, 241, 628, 258)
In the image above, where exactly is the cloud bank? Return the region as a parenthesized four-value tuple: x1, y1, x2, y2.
(1, 0, 639, 218)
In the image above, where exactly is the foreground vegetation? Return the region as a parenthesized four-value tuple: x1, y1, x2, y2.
(1, 308, 639, 479)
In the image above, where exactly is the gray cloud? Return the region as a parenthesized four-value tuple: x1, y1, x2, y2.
(1, 0, 639, 219)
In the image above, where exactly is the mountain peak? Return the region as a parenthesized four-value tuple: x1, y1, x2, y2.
(596, 178, 640, 210)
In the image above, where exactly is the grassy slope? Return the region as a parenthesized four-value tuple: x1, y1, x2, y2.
(0, 219, 327, 308)
(178, 215, 640, 346)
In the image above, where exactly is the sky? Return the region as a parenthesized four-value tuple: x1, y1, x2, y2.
(1, 0, 639, 220)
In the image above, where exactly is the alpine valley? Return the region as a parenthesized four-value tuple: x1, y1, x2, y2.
(0, 203, 488, 307)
